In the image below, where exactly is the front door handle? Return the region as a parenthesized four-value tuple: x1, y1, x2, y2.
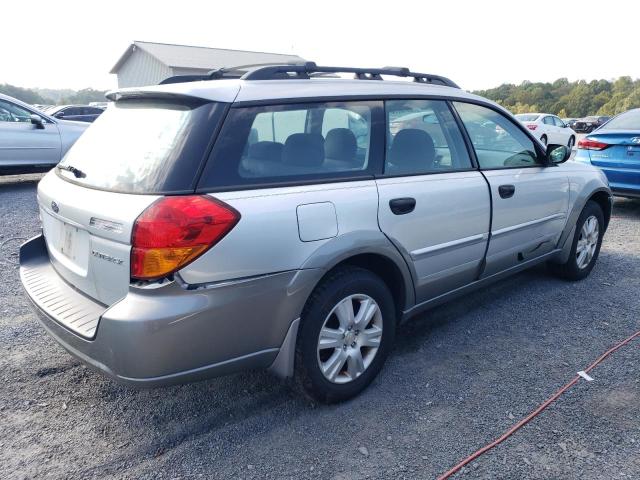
(498, 184, 516, 199)
(389, 197, 416, 215)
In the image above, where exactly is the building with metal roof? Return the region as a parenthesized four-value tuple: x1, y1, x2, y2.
(110, 41, 305, 88)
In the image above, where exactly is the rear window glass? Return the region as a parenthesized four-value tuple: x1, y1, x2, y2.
(56, 98, 225, 194)
(515, 114, 540, 122)
(602, 110, 640, 130)
(198, 101, 382, 191)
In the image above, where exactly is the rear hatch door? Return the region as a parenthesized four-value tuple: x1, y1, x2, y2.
(39, 95, 228, 305)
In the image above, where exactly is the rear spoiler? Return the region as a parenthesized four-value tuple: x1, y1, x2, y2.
(105, 90, 208, 106)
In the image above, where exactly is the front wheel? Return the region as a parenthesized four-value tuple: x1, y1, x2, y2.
(294, 266, 396, 403)
(568, 136, 575, 149)
(549, 200, 604, 281)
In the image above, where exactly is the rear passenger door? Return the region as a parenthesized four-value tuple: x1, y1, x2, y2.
(453, 102, 569, 276)
(376, 100, 491, 302)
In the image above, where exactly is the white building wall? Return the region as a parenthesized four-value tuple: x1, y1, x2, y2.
(116, 48, 172, 88)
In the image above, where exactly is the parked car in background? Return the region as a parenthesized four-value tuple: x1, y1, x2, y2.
(89, 101, 110, 110)
(20, 63, 611, 403)
(515, 113, 576, 148)
(575, 108, 640, 198)
(573, 116, 611, 133)
(562, 118, 578, 129)
(0, 93, 88, 174)
(46, 105, 105, 123)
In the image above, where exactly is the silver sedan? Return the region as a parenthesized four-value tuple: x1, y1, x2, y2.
(0, 93, 88, 174)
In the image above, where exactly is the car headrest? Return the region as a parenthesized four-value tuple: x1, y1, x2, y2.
(248, 141, 283, 163)
(325, 128, 357, 162)
(282, 133, 325, 166)
(388, 129, 435, 173)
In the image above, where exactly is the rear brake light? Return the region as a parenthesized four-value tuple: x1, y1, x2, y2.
(131, 196, 240, 280)
(577, 138, 609, 150)
(526, 124, 537, 130)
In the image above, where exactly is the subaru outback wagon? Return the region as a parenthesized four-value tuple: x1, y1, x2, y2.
(20, 63, 612, 402)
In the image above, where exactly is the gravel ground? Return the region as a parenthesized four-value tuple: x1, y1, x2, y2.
(1, 173, 639, 479)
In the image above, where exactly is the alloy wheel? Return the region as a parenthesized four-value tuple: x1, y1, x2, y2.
(576, 215, 599, 269)
(317, 294, 383, 384)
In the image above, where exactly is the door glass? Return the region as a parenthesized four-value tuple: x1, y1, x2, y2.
(543, 116, 554, 125)
(199, 101, 379, 190)
(385, 99, 471, 175)
(453, 102, 540, 169)
(0, 100, 32, 122)
(553, 117, 565, 127)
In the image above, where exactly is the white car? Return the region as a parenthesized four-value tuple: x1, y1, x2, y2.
(515, 113, 576, 149)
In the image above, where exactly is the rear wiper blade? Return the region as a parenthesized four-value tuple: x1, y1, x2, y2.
(56, 164, 86, 178)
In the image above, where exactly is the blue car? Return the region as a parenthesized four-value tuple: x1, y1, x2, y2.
(575, 108, 640, 198)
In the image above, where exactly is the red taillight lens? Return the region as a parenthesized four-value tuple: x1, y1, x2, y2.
(577, 138, 609, 150)
(526, 124, 537, 130)
(131, 196, 240, 280)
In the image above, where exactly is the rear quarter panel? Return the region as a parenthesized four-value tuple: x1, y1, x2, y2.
(178, 180, 381, 285)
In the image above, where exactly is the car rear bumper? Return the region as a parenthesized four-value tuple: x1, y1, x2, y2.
(20, 235, 320, 387)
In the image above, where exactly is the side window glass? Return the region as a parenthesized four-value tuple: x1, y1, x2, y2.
(554, 117, 565, 127)
(385, 99, 471, 175)
(543, 116, 554, 125)
(322, 106, 371, 167)
(0, 100, 32, 123)
(200, 101, 379, 189)
(453, 102, 540, 169)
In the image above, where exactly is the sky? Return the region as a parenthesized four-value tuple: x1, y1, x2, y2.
(1, 0, 638, 92)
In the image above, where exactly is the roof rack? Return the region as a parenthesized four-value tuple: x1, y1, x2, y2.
(159, 62, 459, 88)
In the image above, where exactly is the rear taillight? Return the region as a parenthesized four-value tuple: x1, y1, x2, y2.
(131, 196, 240, 280)
(577, 138, 609, 150)
(526, 124, 537, 130)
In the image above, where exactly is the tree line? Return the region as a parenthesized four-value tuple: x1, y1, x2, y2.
(473, 77, 640, 118)
(0, 83, 107, 106)
(3, 77, 640, 117)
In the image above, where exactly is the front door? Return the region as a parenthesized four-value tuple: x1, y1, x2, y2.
(0, 99, 60, 168)
(453, 102, 569, 277)
(376, 99, 491, 302)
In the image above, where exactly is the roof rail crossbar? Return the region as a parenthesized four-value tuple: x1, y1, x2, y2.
(159, 62, 459, 88)
(242, 62, 460, 88)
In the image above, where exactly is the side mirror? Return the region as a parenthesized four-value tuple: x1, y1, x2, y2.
(546, 144, 570, 164)
(30, 114, 45, 129)
(54, 111, 64, 118)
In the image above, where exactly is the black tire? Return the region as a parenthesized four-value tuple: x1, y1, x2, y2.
(294, 266, 396, 403)
(541, 135, 548, 146)
(568, 136, 575, 149)
(549, 200, 604, 281)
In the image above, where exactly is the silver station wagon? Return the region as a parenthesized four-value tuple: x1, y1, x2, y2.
(20, 63, 612, 402)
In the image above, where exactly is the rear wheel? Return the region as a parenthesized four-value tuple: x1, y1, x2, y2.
(541, 135, 548, 146)
(294, 266, 396, 403)
(549, 200, 604, 281)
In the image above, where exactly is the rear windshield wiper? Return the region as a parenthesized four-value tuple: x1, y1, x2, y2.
(56, 164, 86, 178)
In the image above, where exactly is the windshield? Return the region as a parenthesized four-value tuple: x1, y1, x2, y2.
(601, 110, 640, 130)
(515, 114, 539, 122)
(57, 98, 225, 194)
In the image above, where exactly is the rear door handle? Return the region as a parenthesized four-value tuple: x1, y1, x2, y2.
(498, 185, 516, 199)
(389, 197, 416, 215)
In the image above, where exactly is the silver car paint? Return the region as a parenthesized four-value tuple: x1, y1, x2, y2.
(23, 78, 612, 385)
(0, 93, 87, 169)
(179, 180, 380, 285)
(376, 171, 490, 301)
(481, 167, 569, 276)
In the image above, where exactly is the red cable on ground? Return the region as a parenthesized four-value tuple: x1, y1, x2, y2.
(438, 329, 640, 480)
